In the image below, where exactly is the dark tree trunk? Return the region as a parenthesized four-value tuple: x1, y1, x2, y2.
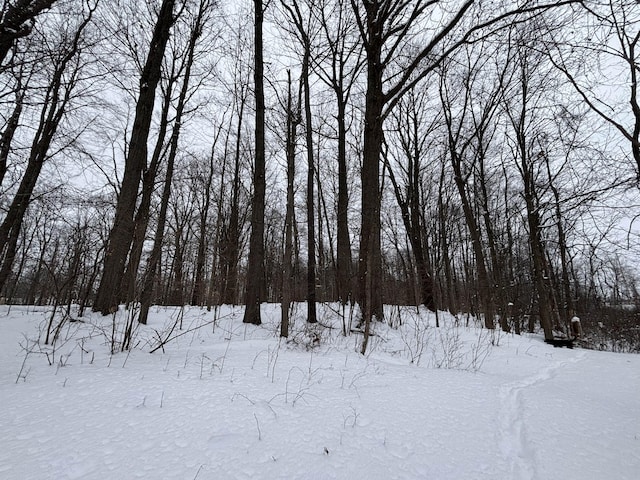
(168, 224, 185, 306)
(524, 176, 554, 340)
(302, 47, 317, 324)
(386, 156, 435, 312)
(243, 0, 266, 325)
(437, 165, 457, 315)
(0, 85, 24, 187)
(508, 54, 555, 341)
(478, 158, 507, 331)
(138, 140, 176, 324)
(281, 70, 298, 338)
(137, 1, 201, 324)
(359, 53, 385, 352)
(336, 97, 352, 304)
(93, 0, 175, 315)
(220, 92, 246, 306)
(544, 150, 574, 327)
(313, 0, 358, 306)
(386, 92, 436, 311)
(449, 152, 495, 330)
(122, 75, 175, 305)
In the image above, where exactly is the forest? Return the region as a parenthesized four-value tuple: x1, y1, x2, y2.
(1, 0, 639, 354)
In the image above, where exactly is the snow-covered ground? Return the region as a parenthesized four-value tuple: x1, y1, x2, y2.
(1, 304, 638, 480)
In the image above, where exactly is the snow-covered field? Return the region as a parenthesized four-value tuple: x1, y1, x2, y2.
(1, 304, 638, 480)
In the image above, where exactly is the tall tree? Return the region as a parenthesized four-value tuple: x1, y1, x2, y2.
(121, 65, 177, 306)
(138, 0, 208, 325)
(437, 43, 509, 330)
(219, 37, 251, 306)
(282, 0, 318, 323)
(502, 39, 558, 340)
(93, 0, 175, 315)
(351, 0, 475, 353)
(243, 0, 266, 325)
(281, 69, 300, 337)
(314, 0, 362, 305)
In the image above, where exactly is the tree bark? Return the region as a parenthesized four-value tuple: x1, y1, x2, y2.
(359, 52, 384, 352)
(243, 0, 266, 325)
(336, 97, 352, 304)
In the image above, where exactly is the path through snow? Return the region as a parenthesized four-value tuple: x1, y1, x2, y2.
(498, 350, 587, 480)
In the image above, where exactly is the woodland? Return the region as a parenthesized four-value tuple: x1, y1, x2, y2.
(1, 0, 640, 354)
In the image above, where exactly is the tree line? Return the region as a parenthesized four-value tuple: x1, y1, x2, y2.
(0, 0, 639, 352)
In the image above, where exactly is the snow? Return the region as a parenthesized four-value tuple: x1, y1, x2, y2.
(1, 304, 638, 480)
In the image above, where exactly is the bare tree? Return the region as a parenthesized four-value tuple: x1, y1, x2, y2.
(313, 0, 362, 305)
(502, 36, 560, 340)
(93, 0, 176, 315)
(120, 64, 177, 306)
(138, 0, 209, 325)
(437, 42, 508, 330)
(350, 0, 577, 352)
(281, 0, 318, 323)
(549, 1, 640, 180)
(281, 69, 300, 337)
(219, 24, 252, 306)
(0, 1, 97, 294)
(350, 0, 476, 352)
(243, 0, 266, 325)
(385, 87, 438, 311)
(191, 122, 224, 306)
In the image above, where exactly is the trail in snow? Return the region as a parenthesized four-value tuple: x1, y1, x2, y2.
(498, 351, 587, 480)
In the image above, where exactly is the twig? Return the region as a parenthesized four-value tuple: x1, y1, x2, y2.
(254, 413, 262, 441)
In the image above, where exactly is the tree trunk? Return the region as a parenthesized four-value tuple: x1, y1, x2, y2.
(0, 85, 24, 187)
(336, 97, 352, 304)
(243, 0, 266, 325)
(281, 70, 298, 338)
(93, 0, 175, 315)
(386, 154, 435, 312)
(450, 158, 495, 329)
(122, 75, 175, 305)
(137, 0, 202, 323)
(437, 164, 457, 315)
(302, 46, 317, 324)
(221, 90, 246, 305)
(359, 54, 385, 352)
